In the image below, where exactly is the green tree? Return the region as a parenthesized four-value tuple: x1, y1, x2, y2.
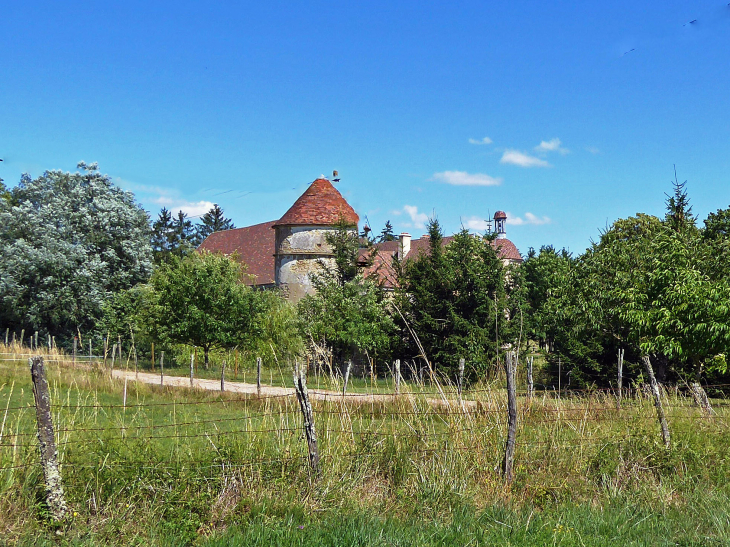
(196, 203, 235, 242)
(397, 220, 507, 382)
(0, 162, 152, 341)
(298, 219, 393, 365)
(147, 251, 267, 368)
(151, 207, 175, 264)
(170, 210, 198, 256)
(378, 220, 397, 242)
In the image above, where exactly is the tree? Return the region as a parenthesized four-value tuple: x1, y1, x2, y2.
(170, 210, 198, 256)
(147, 251, 267, 368)
(298, 219, 393, 365)
(196, 203, 235, 242)
(378, 220, 397, 242)
(397, 220, 508, 382)
(0, 179, 10, 204)
(151, 207, 175, 264)
(0, 162, 152, 341)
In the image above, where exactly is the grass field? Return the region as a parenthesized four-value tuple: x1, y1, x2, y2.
(1, 344, 729, 546)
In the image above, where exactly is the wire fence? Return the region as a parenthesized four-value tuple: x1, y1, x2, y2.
(1, 348, 728, 512)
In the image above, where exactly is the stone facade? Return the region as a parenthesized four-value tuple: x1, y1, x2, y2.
(274, 225, 337, 301)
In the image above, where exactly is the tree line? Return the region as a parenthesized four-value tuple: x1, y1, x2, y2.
(1, 163, 729, 391)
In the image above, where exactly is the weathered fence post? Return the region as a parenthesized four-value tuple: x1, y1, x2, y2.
(89, 339, 92, 364)
(110, 343, 117, 374)
(160, 351, 164, 387)
(72, 337, 77, 366)
(151, 342, 155, 372)
(458, 358, 465, 397)
(256, 356, 262, 397)
(293, 362, 320, 477)
(34, 331, 39, 351)
(527, 355, 534, 400)
(29, 357, 68, 521)
(4, 328, 8, 346)
(690, 382, 714, 415)
(20, 329, 25, 348)
(617, 348, 624, 409)
(394, 359, 401, 395)
(503, 351, 517, 483)
(221, 361, 226, 392)
(190, 352, 194, 387)
(641, 355, 670, 448)
(47, 334, 52, 351)
(342, 360, 352, 396)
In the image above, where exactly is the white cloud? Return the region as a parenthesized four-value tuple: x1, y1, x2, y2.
(506, 212, 551, 226)
(152, 196, 215, 217)
(468, 137, 493, 145)
(403, 205, 429, 229)
(534, 138, 569, 155)
(432, 170, 502, 186)
(500, 150, 551, 168)
(464, 216, 492, 231)
(585, 146, 600, 155)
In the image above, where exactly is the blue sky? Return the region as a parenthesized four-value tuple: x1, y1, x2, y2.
(2, 1, 729, 256)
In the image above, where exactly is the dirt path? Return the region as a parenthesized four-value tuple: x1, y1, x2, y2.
(110, 369, 476, 410)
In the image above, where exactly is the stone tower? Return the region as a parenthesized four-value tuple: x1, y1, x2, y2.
(272, 178, 359, 302)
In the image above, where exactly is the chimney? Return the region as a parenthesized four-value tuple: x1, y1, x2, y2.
(398, 232, 411, 260)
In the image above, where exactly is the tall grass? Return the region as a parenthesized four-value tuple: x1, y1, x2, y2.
(1, 342, 728, 545)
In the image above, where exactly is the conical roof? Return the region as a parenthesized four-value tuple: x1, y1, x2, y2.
(274, 178, 359, 227)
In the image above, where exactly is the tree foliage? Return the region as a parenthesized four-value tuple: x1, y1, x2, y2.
(146, 251, 269, 368)
(298, 220, 393, 364)
(0, 162, 152, 340)
(197, 203, 235, 242)
(396, 220, 508, 382)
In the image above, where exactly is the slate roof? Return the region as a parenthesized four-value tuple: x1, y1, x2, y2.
(274, 178, 359, 227)
(197, 220, 277, 285)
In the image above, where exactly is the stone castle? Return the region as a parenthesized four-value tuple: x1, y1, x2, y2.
(199, 177, 522, 302)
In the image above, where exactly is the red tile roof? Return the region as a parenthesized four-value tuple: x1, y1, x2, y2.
(274, 178, 359, 227)
(197, 221, 276, 285)
(363, 235, 523, 288)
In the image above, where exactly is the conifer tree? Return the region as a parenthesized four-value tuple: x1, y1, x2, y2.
(197, 203, 235, 242)
(378, 220, 397, 242)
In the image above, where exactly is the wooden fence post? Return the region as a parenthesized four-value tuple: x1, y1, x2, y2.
(293, 362, 320, 477)
(4, 328, 7, 346)
(20, 329, 25, 349)
(89, 339, 92, 363)
(160, 351, 164, 387)
(34, 331, 38, 351)
(190, 352, 194, 387)
(690, 382, 714, 415)
(458, 358, 465, 397)
(72, 337, 77, 366)
(151, 342, 155, 372)
(617, 348, 624, 409)
(527, 355, 534, 400)
(234, 349, 239, 379)
(29, 357, 68, 521)
(641, 355, 670, 448)
(394, 359, 401, 395)
(256, 357, 262, 397)
(503, 351, 517, 483)
(221, 361, 226, 392)
(342, 360, 352, 396)
(110, 343, 117, 374)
